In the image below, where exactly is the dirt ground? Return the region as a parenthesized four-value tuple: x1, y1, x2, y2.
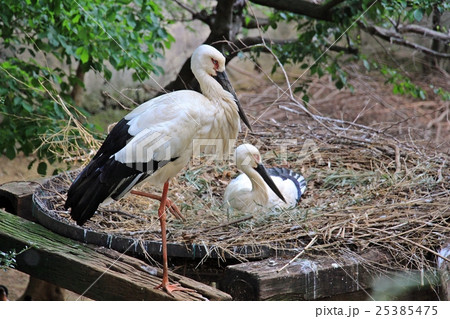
(0, 59, 448, 300)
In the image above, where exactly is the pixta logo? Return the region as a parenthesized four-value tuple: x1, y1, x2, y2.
(115, 129, 173, 172)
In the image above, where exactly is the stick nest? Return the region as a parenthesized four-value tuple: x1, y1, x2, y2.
(35, 117, 449, 274)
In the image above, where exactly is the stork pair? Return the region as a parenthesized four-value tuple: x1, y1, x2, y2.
(65, 45, 306, 294)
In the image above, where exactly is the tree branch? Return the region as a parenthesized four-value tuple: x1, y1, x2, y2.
(249, 0, 346, 21)
(397, 24, 450, 43)
(359, 22, 450, 59)
(243, 17, 270, 29)
(173, 0, 214, 26)
(173, 0, 196, 16)
(329, 44, 358, 55)
(226, 36, 293, 54)
(70, 61, 86, 106)
(162, 0, 240, 93)
(225, 36, 357, 59)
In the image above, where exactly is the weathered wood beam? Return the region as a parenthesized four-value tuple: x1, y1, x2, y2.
(222, 249, 388, 300)
(0, 181, 44, 219)
(0, 210, 231, 301)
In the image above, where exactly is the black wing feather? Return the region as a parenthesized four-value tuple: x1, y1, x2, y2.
(93, 118, 133, 161)
(65, 156, 144, 226)
(65, 118, 138, 226)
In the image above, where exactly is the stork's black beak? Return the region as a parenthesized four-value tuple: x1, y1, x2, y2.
(214, 71, 252, 131)
(254, 163, 286, 203)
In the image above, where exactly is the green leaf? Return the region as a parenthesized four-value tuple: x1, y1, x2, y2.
(302, 95, 310, 103)
(419, 90, 426, 100)
(27, 158, 37, 170)
(5, 145, 16, 160)
(363, 59, 370, 71)
(413, 9, 423, 22)
(13, 96, 22, 106)
(22, 101, 33, 112)
(76, 47, 89, 64)
(72, 14, 81, 23)
(37, 162, 47, 175)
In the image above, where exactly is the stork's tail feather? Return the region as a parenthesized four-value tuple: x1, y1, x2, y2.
(65, 158, 144, 226)
(65, 168, 111, 226)
(267, 167, 307, 202)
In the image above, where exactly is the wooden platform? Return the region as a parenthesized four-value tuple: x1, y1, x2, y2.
(1, 180, 448, 301)
(0, 209, 230, 301)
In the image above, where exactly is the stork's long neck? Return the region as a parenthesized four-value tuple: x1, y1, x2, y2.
(195, 70, 240, 150)
(197, 71, 238, 108)
(244, 167, 269, 206)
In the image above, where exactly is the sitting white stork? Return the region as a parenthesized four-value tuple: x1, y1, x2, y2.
(224, 144, 306, 213)
(64, 44, 252, 294)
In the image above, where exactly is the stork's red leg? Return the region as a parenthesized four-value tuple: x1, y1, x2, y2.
(154, 181, 194, 295)
(130, 189, 185, 221)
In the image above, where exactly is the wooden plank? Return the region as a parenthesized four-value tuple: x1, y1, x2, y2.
(222, 250, 388, 300)
(0, 209, 231, 301)
(0, 181, 44, 219)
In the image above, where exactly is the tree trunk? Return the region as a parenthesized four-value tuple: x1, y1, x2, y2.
(70, 61, 86, 106)
(161, 0, 245, 94)
(430, 3, 442, 68)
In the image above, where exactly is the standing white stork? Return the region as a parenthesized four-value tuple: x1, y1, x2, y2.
(224, 144, 306, 213)
(64, 44, 252, 294)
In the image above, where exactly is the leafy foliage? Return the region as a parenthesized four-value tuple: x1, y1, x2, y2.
(0, 247, 29, 271)
(244, 0, 449, 101)
(0, 0, 173, 172)
(0, 0, 448, 174)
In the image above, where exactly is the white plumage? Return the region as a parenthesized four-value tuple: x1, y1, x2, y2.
(224, 144, 306, 213)
(65, 44, 251, 293)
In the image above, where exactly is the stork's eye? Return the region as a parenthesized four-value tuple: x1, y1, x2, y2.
(211, 58, 219, 69)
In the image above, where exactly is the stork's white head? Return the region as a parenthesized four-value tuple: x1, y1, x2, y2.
(191, 45, 226, 77)
(235, 144, 261, 170)
(190, 45, 252, 131)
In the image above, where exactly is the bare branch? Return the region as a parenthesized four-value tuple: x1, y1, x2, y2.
(359, 22, 450, 59)
(222, 36, 358, 61)
(330, 45, 358, 55)
(173, 0, 196, 16)
(397, 24, 450, 43)
(227, 36, 292, 51)
(173, 0, 214, 26)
